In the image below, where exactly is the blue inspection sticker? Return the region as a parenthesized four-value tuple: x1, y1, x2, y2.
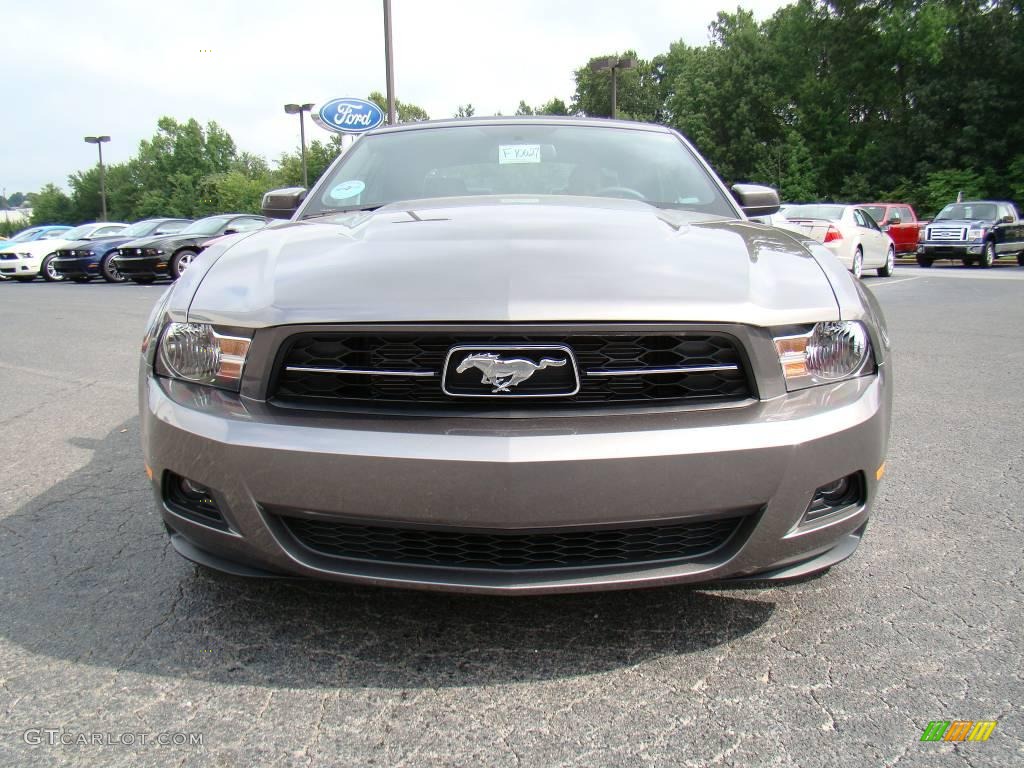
(329, 180, 365, 200)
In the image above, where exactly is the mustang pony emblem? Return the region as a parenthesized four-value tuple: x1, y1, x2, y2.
(456, 353, 566, 393)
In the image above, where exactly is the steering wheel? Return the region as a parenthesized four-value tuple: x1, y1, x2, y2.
(594, 186, 647, 201)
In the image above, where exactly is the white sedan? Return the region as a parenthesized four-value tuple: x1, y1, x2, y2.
(782, 204, 895, 278)
(0, 222, 127, 282)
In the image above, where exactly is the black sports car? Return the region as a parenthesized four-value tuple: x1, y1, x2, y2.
(113, 214, 270, 283)
(50, 218, 191, 283)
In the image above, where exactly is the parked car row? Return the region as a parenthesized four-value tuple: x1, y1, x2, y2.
(761, 198, 1023, 277)
(0, 214, 271, 283)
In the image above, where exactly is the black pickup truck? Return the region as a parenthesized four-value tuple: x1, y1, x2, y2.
(917, 200, 1024, 267)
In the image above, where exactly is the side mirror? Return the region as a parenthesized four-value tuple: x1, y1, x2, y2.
(1000, 214, 1014, 224)
(222, 228, 238, 236)
(731, 184, 780, 217)
(887, 214, 900, 225)
(261, 187, 307, 220)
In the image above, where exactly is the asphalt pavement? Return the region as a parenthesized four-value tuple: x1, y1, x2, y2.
(0, 264, 1021, 767)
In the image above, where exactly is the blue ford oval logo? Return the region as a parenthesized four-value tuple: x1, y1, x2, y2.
(315, 98, 385, 134)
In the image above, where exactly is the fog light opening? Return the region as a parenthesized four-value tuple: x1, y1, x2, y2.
(164, 471, 225, 528)
(803, 472, 865, 523)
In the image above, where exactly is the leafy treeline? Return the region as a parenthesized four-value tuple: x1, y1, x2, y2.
(570, 0, 1024, 215)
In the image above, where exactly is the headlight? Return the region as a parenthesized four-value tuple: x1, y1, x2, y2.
(155, 322, 251, 390)
(967, 228, 986, 240)
(774, 321, 873, 390)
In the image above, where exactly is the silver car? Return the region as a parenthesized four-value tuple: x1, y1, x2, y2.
(140, 117, 891, 594)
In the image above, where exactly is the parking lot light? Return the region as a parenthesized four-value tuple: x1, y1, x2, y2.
(284, 104, 315, 188)
(83, 135, 111, 221)
(589, 57, 637, 118)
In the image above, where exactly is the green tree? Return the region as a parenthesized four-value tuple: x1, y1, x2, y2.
(454, 104, 476, 118)
(514, 100, 534, 116)
(30, 184, 75, 225)
(571, 50, 660, 121)
(367, 91, 429, 123)
(537, 98, 570, 116)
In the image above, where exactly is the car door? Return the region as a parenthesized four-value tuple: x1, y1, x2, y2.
(853, 209, 882, 266)
(993, 204, 1020, 253)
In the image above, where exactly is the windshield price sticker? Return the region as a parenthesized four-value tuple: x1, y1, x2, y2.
(498, 144, 542, 164)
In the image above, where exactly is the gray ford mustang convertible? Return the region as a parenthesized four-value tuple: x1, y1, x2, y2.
(140, 116, 891, 593)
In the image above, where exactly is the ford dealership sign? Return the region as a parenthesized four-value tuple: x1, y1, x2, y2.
(313, 98, 385, 134)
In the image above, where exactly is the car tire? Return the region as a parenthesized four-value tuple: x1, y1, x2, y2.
(130, 277, 156, 285)
(916, 256, 933, 268)
(100, 251, 126, 283)
(980, 241, 995, 268)
(1017, 252, 1024, 267)
(877, 247, 895, 277)
(851, 247, 864, 279)
(41, 254, 65, 282)
(170, 249, 198, 280)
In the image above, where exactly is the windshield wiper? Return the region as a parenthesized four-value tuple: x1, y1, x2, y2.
(301, 205, 384, 220)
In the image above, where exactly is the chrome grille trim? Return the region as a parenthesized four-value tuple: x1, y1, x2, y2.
(587, 364, 739, 377)
(284, 366, 436, 377)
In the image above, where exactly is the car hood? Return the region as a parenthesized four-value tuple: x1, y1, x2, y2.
(0, 238, 74, 256)
(185, 197, 840, 327)
(927, 218, 992, 228)
(127, 233, 207, 249)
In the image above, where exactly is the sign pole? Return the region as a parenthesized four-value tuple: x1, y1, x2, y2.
(383, 0, 397, 125)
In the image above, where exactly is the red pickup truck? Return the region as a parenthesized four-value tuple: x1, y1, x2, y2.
(860, 203, 926, 254)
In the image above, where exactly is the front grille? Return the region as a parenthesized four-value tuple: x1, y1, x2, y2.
(280, 514, 746, 570)
(0, 253, 17, 260)
(927, 226, 966, 242)
(272, 331, 752, 409)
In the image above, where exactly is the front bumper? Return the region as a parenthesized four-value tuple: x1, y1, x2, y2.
(142, 363, 891, 594)
(917, 243, 983, 258)
(51, 255, 101, 278)
(0, 256, 41, 277)
(114, 255, 170, 278)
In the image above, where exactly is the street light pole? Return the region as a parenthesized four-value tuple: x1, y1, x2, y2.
(383, 0, 397, 125)
(590, 56, 637, 119)
(284, 103, 315, 188)
(84, 135, 110, 221)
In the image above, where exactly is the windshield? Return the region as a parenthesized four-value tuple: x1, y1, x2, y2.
(180, 217, 230, 235)
(9, 227, 43, 242)
(303, 123, 735, 218)
(61, 225, 95, 240)
(784, 204, 846, 221)
(119, 220, 163, 237)
(861, 206, 886, 223)
(936, 203, 996, 221)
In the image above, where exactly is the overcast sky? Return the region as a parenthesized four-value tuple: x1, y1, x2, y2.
(2, 0, 789, 195)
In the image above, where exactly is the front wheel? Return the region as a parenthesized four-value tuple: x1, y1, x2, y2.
(877, 247, 895, 277)
(100, 252, 126, 283)
(980, 241, 995, 268)
(170, 249, 198, 280)
(851, 247, 864, 279)
(917, 255, 933, 268)
(41, 254, 65, 282)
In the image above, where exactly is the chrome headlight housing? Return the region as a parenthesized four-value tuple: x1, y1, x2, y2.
(967, 227, 986, 240)
(774, 321, 874, 391)
(154, 322, 251, 390)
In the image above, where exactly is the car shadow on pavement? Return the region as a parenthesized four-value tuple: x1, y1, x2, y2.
(0, 418, 776, 690)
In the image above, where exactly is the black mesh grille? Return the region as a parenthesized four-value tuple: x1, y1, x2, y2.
(272, 332, 751, 408)
(280, 515, 746, 569)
